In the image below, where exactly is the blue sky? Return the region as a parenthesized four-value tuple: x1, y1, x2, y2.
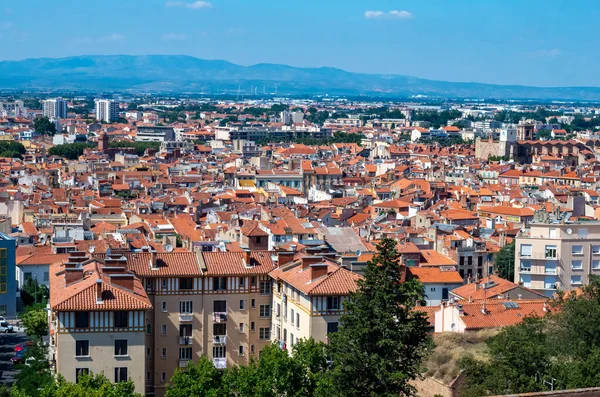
(1, 0, 598, 87)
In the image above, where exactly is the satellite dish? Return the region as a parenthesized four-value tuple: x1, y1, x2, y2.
(165, 244, 174, 253)
(355, 249, 361, 257)
(88, 246, 96, 254)
(566, 228, 573, 235)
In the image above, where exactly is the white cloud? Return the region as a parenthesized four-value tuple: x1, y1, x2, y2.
(162, 33, 187, 41)
(166, 1, 211, 9)
(364, 10, 414, 20)
(364, 11, 385, 19)
(389, 10, 414, 19)
(100, 33, 125, 42)
(536, 48, 561, 58)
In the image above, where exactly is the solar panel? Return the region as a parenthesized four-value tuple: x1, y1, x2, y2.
(502, 301, 520, 309)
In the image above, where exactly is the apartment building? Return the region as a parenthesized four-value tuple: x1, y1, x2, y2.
(95, 99, 119, 123)
(515, 220, 600, 296)
(268, 254, 362, 347)
(42, 98, 68, 119)
(49, 252, 152, 395)
(0, 233, 16, 317)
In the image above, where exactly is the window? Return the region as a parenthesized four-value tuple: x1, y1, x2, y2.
(213, 346, 226, 358)
(290, 333, 294, 346)
(572, 245, 584, 255)
(290, 309, 295, 325)
(250, 321, 255, 332)
(179, 347, 192, 360)
(239, 323, 245, 333)
(161, 348, 167, 358)
(161, 325, 167, 335)
(239, 277, 245, 288)
(179, 301, 193, 313)
(75, 368, 89, 383)
(114, 340, 128, 356)
(239, 300, 245, 310)
(179, 324, 192, 337)
(213, 323, 226, 336)
(259, 327, 270, 340)
(327, 322, 339, 334)
(75, 312, 89, 329)
(0, 249, 6, 294)
(238, 345, 244, 356)
(161, 372, 167, 383)
(146, 324, 152, 335)
(296, 313, 300, 328)
(545, 245, 557, 259)
(114, 367, 128, 383)
(114, 311, 129, 328)
(571, 275, 583, 285)
(251, 299, 256, 308)
(251, 276, 257, 287)
(251, 344, 255, 354)
(327, 296, 340, 310)
(213, 300, 226, 312)
(594, 246, 600, 255)
(75, 340, 89, 357)
(259, 281, 271, 295)
(146, 371, 151, 382)
(520, 260, 532, 272)
(259, 304, 270, 317)
(213, 277, 227, 291)
(161, 279, 167, 290)
(161, 302, 167, 312)
(593, 260, 600, 270)
(179, 277, 193, 290)
(43, 272, 49, 282)
(24, 272, 32, 280)
(146, 347, 151, 358)
(572, 260, 583, 270)
(430, 287, 436, 292)
(520, 244, 532, 257)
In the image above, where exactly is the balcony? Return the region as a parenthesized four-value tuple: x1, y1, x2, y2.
(213, 335, 226, 345)
(178, 360, 190, 368)
(519, 252, 558, 260)
(213, 357, 226, 369)
(178, 336, 192, 346)
(179, 314, 193, 322)
(213, 312, 227, 323)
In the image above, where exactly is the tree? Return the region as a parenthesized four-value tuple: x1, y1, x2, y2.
(20, 277, 48, 307)
(166, 357, 225, 397)
(537, 130, 552, 140)
(48, 142, 94, 160)
(33, 116, 57, 135)
(493, 241, 515, 281)
(21, 306, 48, 340)
(326, 238, 432, 397)
(11, 342, 55, 397)
(53, 372, 142, 397)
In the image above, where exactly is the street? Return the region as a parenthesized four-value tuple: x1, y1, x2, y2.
(0, 330, 28, 389)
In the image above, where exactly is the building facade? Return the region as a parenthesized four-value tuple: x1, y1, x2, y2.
(0, 233, 16, 317)
(95, 99, 119, 123)
(42, 98, 68, 119)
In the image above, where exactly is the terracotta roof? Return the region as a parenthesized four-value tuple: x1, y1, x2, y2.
(450, 275, 546, 300)
(94, 252, 202, 277)
(457, 300, 550, 330)
(407, 267, 464, 284)
(202, 251, 275, 275)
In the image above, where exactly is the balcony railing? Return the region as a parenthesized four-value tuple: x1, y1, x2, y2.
(213, 312, 227, 323)
(519, 252, 558, 260)
(178, 360, 190, 368)
(179, 314, 193, 322)
(178, 336, 192, 345)
(213, 335, 226, 345)
(213, 357, 226, 369)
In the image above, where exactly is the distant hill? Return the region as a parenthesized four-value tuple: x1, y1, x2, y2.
(1, 54, 599, 100)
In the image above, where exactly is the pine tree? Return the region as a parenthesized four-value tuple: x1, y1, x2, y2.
(326, 238, 432, 397)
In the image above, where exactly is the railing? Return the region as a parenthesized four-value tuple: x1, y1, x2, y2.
(519, 253, 558, 260)
(213, 312, 227, 323)
(213, 335, 226, 345)
(213, 357, 226, 369)
(179, 314, 193, 322)
(178, 336, 192, 345)
(178, 360, 189, 368)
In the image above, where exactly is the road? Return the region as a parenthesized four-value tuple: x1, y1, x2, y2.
(0, 330, 28, 389)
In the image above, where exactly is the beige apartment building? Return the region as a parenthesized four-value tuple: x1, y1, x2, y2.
(49, 252, 152, 395)
(514, 220, 600, 297)
(269, 255, 362, 348)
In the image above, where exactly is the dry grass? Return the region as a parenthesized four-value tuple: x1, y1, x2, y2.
(423, 329, 498, 384)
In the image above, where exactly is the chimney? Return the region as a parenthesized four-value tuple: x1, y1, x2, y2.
(243, 248, 251, 267)
(149, 251, 158, 270)
(110, 274, 134, 291)
(277, 251, 295, 266)
(543, 302, 548, 312)
(96, 279, 103, 304)
(468, 295, 473, 303)
(301, 255, 323, 270)
(310, 263, 328, 281)
(65, 268, 84, 285)
(481, 302, 487, 315)
(457, 303, 464, 316)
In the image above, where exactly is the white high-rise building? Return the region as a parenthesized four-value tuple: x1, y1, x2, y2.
(94, 99, 119, 123)
(42, 98, 67, 119)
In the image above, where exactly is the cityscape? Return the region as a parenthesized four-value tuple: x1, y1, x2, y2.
(0, 1, 600, 397)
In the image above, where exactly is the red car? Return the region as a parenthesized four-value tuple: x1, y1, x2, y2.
(10, 350, 27, 364)
(14, 341, 34, 352)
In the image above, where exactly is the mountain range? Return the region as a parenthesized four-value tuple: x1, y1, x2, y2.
(0, 55, 599, 101)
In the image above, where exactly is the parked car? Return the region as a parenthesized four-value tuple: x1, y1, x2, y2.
(10, 350, 27, 364)
(0, 321, 13, 333)
(14, 341, 34, 352)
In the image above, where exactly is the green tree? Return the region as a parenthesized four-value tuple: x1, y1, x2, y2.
(53, 372, 142, 397)
(493, 241, 515, 281)
(11, 342, 55, 397)
(326, 238, 431, 397)
(20, 277, 49, 307)
(537, 130, 552, 140)
(33, 116, 57, 135)
(166, 357, 226, 397)
(48, 142, 94, 160)
(21, 306, 49, 340)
